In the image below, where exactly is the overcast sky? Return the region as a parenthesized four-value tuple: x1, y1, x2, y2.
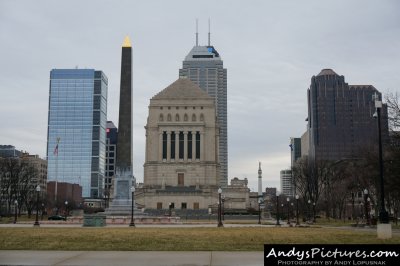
(1, 0, 399, 192)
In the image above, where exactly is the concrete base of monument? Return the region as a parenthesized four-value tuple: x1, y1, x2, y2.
(106, 216, 181, 225)
(62, 216, 181, 225)
(377, 223, 392, 239)
(104, 199, 141, 216)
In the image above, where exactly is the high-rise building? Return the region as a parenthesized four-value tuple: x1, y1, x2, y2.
(0, 145, 22, 158)
(179, 33, 228, 187)
(280, 169, 293, 197)
(46, 69, 108, 198)
(289, 138, 302, 166)
(105, 121, 117, 191)
(307, 69, 388, 162)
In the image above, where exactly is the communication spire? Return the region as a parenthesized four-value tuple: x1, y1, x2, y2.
(196, 18, 199, 46)
(208, 18, 211, 46)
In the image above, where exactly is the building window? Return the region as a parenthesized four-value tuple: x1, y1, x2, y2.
(171, 131, 175, 159)
(181, 202, 187, 209)
(184, 114, 188, 121)
(187, 131, 192, 159)
(162, 131, 167, 159)
(175, 114, 180, 121)
(195, 131, 200, 159)
(179, 131, 184, 159)
(157, 202, 162, 209)
(193, 202, 199, 210)
(200, 114, 204, 121)
(159, 114, 164, 122)
(178, 173, 184, 186)
(167, 114, 171, 121)
(192, 114, 196, 122)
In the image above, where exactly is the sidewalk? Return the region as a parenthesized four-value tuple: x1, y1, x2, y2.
(0, 251, 263, 266)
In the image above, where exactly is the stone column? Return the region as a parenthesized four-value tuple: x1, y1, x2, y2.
(184, 131, 188, 161)
(200, 131, 205, 161)
(167, 131, 171, 162)
(159, 131, 163, 161)
(192, 131, 196, 161)
(175, 131, 179, 161)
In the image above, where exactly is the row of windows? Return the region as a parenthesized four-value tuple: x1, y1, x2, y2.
(156, 202, 200, 210)
(161, 106, 204, 110)
(159, 113, 205, 122)
(162, 131, 200, 160)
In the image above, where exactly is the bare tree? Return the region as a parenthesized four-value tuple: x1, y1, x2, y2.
(385, 91, 400, 133)
(0, 158, 39, 216)
(293, 157, 332, 220)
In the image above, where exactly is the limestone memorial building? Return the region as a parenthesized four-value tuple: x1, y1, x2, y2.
(136, 77, 221, 211)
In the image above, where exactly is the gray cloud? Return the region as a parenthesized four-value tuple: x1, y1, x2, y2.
(1, 0, 399, 192)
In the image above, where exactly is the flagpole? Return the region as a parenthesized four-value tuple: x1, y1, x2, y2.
(54, 137, 60, 208)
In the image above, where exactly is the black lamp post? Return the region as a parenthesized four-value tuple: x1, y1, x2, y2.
(34, 185, 41, 227)
(295, 195, 300, 226)
(286, 197, 290, 225)
(313, 202, 316, 222)
(222, 195, 225, 221)
(41, 203, 44, 220)
(129, 186, 135, 227)
(373, 94, 389, 224)
(364, 189, 370, 226)
(307, 199, 311, 222)
(276, 193, 280, 226)
(217, 188, 223, 227)
(13, 200, 18, 224)
(64, 201, 68, 221)
(168, 202, 172, 217)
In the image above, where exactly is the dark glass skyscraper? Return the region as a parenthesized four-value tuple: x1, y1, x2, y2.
(47, 69, 108, 198)
(307, 69, 388, 162)
(105, 121, 117, 190)
(179, 42, 228, 187)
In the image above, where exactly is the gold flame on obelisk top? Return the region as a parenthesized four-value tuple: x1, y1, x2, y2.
(122, 36, 131, 47)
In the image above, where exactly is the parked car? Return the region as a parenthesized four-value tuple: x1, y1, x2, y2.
(48, 215, 66, 221)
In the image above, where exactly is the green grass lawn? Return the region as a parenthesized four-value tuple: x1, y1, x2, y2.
(0, 227, 399, 251)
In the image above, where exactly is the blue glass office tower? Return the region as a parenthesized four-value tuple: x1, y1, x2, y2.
(47, 69, 108, 198)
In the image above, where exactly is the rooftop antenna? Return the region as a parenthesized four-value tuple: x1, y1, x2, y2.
(196, 18, 199, 46)
(208, 18, 211, 46)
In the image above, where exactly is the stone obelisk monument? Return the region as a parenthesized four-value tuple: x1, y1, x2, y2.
(107, 36, 134, 215)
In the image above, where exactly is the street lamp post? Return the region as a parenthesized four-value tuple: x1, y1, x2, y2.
(364, 189, 370, 226)
(373, 94, 389, 224)
(168, 203, 172, 217)
(130, 186, 135, 227)
(13, 200, 18, 224)
(34, 185, 41, 226)
(307, 199, 311, 222)
(217, 188, 223, 227)
(64, 201, 68, 221)
(276, 192, 280, 226)
(286, 197, 290, 225)
(41, 203, 44, 220)
(221, 195, 225, 221)
(313, 202, 316, 223)
(295, 195, 300, 226)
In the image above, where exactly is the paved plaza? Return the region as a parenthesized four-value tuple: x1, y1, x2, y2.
(0, 251, 263, 266)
